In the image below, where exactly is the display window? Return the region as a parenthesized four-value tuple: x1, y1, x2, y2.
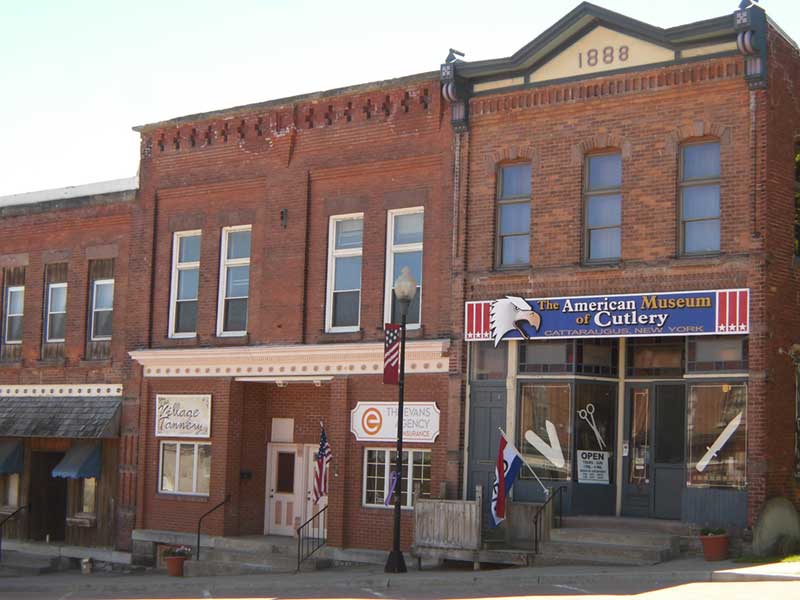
(519, 383, 571, 480)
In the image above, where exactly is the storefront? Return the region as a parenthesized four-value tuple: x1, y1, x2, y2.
(464, 289, 750, 528)
(0, 385, 122, 547)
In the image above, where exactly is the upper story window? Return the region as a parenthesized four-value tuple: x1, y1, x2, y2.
(1, 267, 25, 362)
(217, 225, 251, 336)
(169, 231, 201, 338)
(45, 282, 67, 343)
(326, 214, 363, 332)
(385, 208, 423, 327)
(4, 286, 24, 345)
(585, 153, 622, 262)
(496, 164, 531, 267)
(680, 141, 720, 255)
(90, 279, 114, 341)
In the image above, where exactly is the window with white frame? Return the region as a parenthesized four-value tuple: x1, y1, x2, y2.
(326, 214, 363, 331)
(80, 477, 97, 514)
(90, 279, 114, 341)
(363, 448, 431, 508)
(45, 282, 67, 343)
(217, 226, 251, 335)
(169, 231, 201, 337)
(385, 208, 423, 327)
(4, 286, 24, 344)
(159, 441, 211, 495)
(1, 473, 19, 507)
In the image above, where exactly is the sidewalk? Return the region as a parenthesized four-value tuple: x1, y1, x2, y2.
(0, 557, 797, 596)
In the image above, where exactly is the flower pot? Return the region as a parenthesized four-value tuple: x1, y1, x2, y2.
(165, 556, 187, 576)
(700, 534, 729, 561)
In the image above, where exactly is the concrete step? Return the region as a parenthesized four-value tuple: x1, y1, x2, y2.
(563, 516, 691, 536)
(537, 539, 671, 566)
(550, 527, 681, 554)
(184, 559, 281, 577)
(0, 551, 63, 576)
(213, 536, 295, 555)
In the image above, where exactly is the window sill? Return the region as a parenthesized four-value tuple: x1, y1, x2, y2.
(212, 334, 250, 347)
(156, 492, 211, 502)
(79, 359, 112, 367)
(493, 264, 531, 273)
(319, 329, 365, 343)
(581, 260, 622, 269)
(0, 505, 21, 517)
(67, 513, 97, 528)
(34, 359, 66, 368)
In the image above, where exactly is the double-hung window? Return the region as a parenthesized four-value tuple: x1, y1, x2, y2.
(385, 208, 423, 327)
(363, 448, 431, 508)
(4, 286, 24, 345)
(159, 441, 211, 495)
(217, 225, 251, 336)
(45, 282, 67, 343)
(585, 153, 622, 262)
(496, 164, 531, 267)
(326, 214, 363, 331)
(90, 279, 114, 341)
(680, 141, 721, 255)
(80, 477, 97, 514)
(170, 231, 201, 337)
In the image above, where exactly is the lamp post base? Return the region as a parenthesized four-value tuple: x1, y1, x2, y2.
(384, 550, 407, 573)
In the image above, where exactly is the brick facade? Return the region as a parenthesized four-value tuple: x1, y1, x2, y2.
(1, 3, 799, 557)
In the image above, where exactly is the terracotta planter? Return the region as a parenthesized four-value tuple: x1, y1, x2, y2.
(165, 556, 187, 576)
(700, 534, 729, 561)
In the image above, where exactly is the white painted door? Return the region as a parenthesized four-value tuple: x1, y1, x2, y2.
(266, 444, 303, 536)
(304, 444, 328, 536)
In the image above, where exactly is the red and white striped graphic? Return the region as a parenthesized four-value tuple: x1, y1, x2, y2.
(716, 289, 749, 333)
(464, 301, 492, 341)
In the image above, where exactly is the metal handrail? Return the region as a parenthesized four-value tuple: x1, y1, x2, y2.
(196, 494, 230, 560)
(532, 487, 565, 554)
(0, 503, 30, 561)
(297, 505, 327, 572)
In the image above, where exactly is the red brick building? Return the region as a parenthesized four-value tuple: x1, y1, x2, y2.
(0, 178, 138, 555)
(1, 1, 799, 564)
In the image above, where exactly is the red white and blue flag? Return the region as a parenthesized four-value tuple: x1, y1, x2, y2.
(383, 324, 401, 385)
(490, 432, 525, 528)
(313, 423, 332, 504)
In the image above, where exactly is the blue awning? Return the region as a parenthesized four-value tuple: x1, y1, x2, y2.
(0, 440, 23, 474)
(52, 442, 102, 479)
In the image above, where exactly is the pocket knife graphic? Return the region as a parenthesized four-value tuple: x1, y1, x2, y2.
(696, 411, 743, 472)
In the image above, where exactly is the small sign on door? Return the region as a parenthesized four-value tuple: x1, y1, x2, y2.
(577, 450, 610, 484)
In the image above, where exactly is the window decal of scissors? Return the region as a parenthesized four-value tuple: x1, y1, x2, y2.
(578, 403, 606, 449)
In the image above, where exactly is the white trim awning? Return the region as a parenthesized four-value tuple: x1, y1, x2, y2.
(130, 340, 450, 378)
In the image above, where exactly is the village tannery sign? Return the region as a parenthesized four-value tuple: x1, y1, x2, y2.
(465, 289, 750, 344)
(156, 394, 212, 438)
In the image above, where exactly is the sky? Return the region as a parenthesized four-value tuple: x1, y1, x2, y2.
(0, 0, 798, 197)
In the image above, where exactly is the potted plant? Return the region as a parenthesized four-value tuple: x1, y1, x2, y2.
(163, 545, 192, 576)
(700, 527, 729, 561)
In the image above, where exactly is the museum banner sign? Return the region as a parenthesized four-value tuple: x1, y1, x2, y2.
(156, 394, 212, 438)
(465, 289, 749, 344)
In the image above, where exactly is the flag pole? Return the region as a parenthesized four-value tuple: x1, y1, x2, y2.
(498, 427, 549, 496)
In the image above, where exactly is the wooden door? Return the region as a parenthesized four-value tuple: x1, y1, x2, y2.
(265, 444, 302, 536)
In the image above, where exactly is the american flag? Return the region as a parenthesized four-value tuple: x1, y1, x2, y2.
(313, 423, 332, 504)
(384, 323, 401, 385)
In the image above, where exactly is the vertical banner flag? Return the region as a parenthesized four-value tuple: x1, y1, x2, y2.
(313, 423, 332, 504)
(384, 323, 401, 385)
(384, 471, 400, 506)
(490, 432, 525, 528)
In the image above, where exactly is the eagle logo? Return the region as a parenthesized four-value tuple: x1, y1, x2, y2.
(490, 296, 542, 347)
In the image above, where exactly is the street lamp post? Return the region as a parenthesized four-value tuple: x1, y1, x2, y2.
(384, 266, 417, 574)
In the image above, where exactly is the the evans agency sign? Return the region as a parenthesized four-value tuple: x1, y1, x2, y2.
(350, 402, 440, 443)
(465, 289, 749, 345)
(156, 394, 211, 438)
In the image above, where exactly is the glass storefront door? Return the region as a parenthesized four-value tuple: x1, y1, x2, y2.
(622, 383, 686, 519)
(572, 382, 617, 515)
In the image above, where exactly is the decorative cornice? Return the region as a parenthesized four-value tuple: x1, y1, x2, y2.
(0, 384, 124, 397)
(130, 340, 451, 378)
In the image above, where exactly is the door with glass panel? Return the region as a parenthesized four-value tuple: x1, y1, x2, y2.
(622, 383, 686, 519)
(266, 444, 302, 536)
(572, 382, 617, 515)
